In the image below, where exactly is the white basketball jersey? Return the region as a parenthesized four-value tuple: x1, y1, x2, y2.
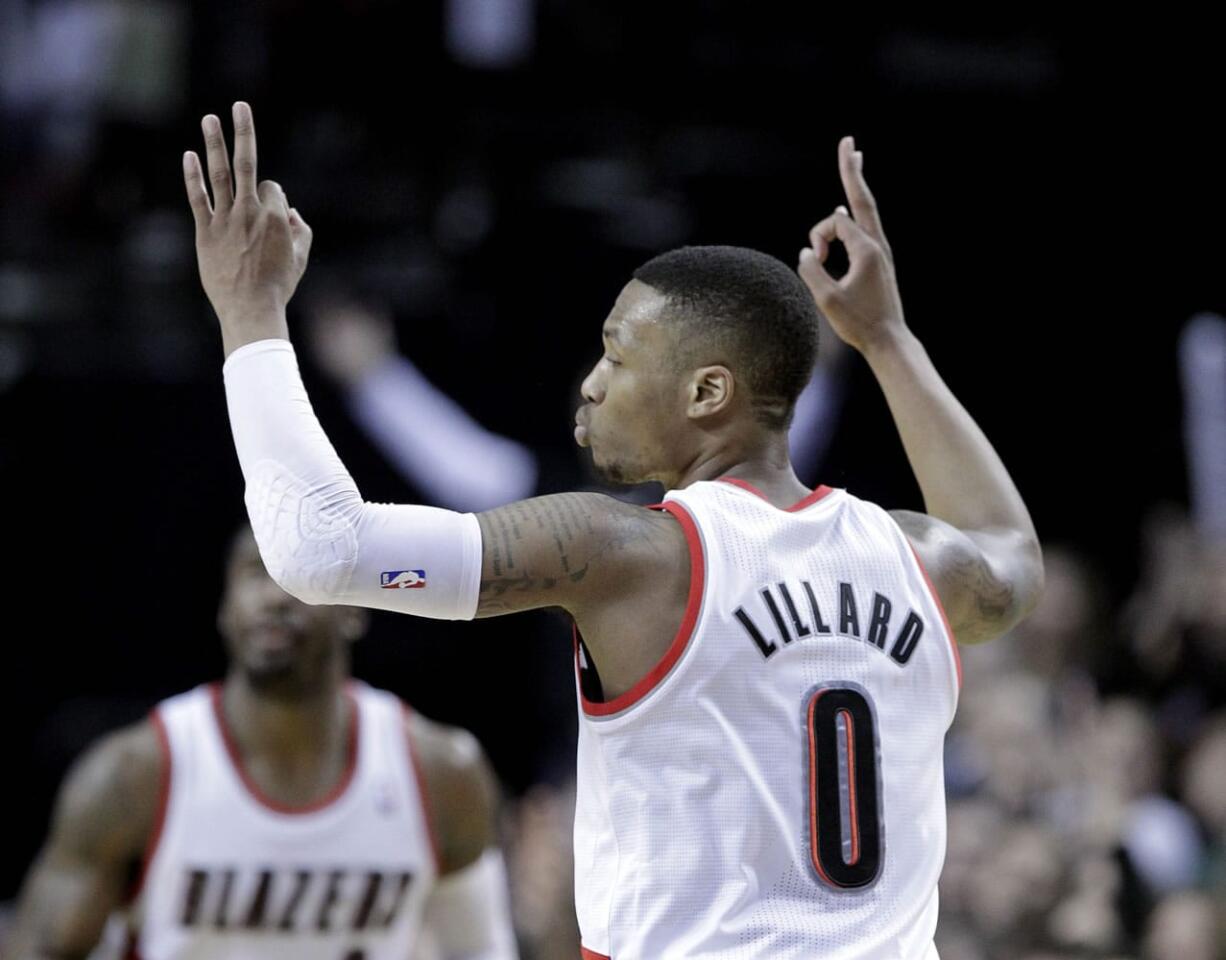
(572, 479, 961, 960)
(123, 681, 439, 960)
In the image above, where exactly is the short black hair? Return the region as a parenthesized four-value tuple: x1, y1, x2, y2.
(632, 245, 819, 429)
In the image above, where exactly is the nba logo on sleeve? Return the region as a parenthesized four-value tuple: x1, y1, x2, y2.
(381, 570, 427, 589)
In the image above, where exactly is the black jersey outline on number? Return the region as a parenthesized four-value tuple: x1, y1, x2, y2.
(800, 680, 886, 892)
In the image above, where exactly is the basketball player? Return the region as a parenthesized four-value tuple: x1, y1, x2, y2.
(5, 526, 518, 960)
(183, 102, 1044, 958)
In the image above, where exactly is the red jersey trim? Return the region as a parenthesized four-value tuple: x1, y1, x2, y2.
(126, 709, 172, 904)
(905, 540, 963, 689)
(580, 947, 611, 960)
(717, 476, 836, 512)
(806, 690, 834, 886)
(576, 500, 705, 718)
(402, 704, 444, 874)
(209, 682, 361, 814)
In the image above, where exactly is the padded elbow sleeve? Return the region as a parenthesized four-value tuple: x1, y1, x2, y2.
(223, 339, 482, 620)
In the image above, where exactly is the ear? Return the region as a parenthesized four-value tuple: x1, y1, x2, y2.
(686, 365, 735, 420)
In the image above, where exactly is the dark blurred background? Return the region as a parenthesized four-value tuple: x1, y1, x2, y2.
(2, 4, 1224, 958)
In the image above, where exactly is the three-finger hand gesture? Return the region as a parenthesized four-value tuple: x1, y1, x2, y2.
(798, 137, 907, 355)
(183, 101, 312, 354)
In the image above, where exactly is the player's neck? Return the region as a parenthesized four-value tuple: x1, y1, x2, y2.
(670, 431, 809, 507)
(220, 670, 350, 764)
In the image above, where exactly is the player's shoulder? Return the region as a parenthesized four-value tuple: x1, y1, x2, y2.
(561, 490, 691, 563)
(51, 715, 165, 858)
(72, 716, 164, 800)
(403, 708, 487, 782)
(402, 708, 499, 874)
(886, 506, 957, 552)
(527, 490, 686, 540)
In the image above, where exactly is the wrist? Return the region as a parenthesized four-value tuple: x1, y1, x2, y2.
(859, 323, 918, 365)
(219, 306, 290, 358)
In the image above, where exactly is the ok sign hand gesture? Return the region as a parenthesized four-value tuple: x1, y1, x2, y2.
(798, 137, 908, 356)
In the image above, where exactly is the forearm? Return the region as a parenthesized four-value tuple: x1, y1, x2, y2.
(420, 849, 519, 960)
(222, 339, 482, 618)
(862, 328, 1037, 541)
(6, 864, 117, 960)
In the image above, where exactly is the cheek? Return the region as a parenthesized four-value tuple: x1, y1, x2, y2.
(596, 367, 681, 436)
(227, 585, 258, 618)
(606, 380, 655, 435)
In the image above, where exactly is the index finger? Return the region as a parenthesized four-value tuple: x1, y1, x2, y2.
(231, 101, 258, 201)
(838, 136, 886, 244)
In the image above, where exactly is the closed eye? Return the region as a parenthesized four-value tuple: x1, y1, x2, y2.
(603, 355, 621, 366)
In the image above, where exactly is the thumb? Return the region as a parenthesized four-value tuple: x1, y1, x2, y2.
(797, 248, 838, 305)
(289, 206, 313, 256)
(288, 205, 312, 236)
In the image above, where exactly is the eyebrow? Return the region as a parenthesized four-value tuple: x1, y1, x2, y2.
(602, 325, 622, 344)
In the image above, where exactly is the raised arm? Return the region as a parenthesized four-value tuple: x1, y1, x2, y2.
(798, 137, 1044, 645)
(185, 103, 681, 630)
(6, 723, 162, 960)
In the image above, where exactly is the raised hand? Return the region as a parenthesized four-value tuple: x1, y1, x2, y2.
(183, 101, 313, 355)
(797, 136, 908, 355)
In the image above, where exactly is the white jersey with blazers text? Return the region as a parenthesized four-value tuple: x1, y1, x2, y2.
(122, 680, 440, 960)
(572, 478, 962, 960)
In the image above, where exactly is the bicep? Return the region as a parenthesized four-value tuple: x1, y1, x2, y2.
(7, 732, 157, 959)
(414, 721, 500, 873)
(475, 493, 667, 618)
(889, 509, 1044, 645)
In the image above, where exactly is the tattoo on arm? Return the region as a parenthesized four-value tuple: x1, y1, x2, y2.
(947, 536, 1016, 624)
(891, 508, 1029, 644)
(476, 494, 669, 615)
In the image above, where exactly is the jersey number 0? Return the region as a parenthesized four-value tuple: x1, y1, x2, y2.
(805, 685, 883, 889)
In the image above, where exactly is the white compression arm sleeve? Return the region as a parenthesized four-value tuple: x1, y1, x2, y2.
(222, 339, 483, 619)
(417, 849, 519, 960)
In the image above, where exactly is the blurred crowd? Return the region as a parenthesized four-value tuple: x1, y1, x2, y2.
(935, 531, 1226, 960)
(925, 315, 1226, 960)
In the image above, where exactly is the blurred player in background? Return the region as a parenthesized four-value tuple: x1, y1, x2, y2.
(185, 103, 1044, 958)
(5, 526, 517, 960)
